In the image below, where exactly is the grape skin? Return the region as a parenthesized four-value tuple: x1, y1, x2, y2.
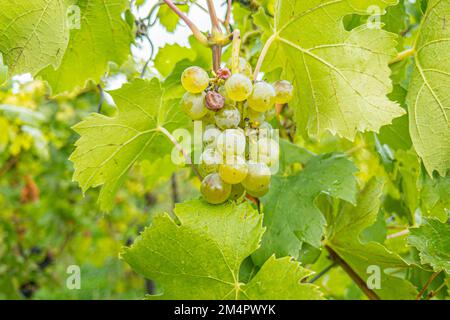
(181, 92, 208, 120)
(225, 74, 253, 102)
(219, 155, 248, 184)
(181, 66, 209, 93)
(247, 81, 276, 112)
(216, 129, 246, 156)
(226, 57, 253, 78)
(203, 124, 221, 147)
(229, 183, 245, 200)
(242, 163, 271, 194)
(199, 148, 222, 175)
(273, 80, 294, 104)
(201, 173, 232, 204)
(214, 106, 241, 129)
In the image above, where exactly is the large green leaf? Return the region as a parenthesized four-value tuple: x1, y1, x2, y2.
(122, 200, 323, 300)
(39, 0, 132, 94)
(327, 179, 417, 299)
(408, 217, 450, 274)
(254, 0, 405, 140)
(70, 78, 186, 211)
(154, 44, 195, 77)
(0, 0, 70, 77)
(252, 154, 357, 266)
(406, 0, 450, 176)
(159, 3, 189, 32)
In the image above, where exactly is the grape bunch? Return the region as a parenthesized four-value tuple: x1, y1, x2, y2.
(180, 58, 293, 205)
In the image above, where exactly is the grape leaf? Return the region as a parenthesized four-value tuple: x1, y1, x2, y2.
(254, 0, 405, 140)
(154, 44, 196, 77)
(39, 0, 133, 94)
(122, 200, 323, 300)
(327, 179, 417, 299)
(159, 3, 189, 33)
(408, 217, 450, 274)
(378, 85, 412, 150)
(0, 0, 70, 77)
(420, 173, 450, 221)
(70, 78, 186, 211)
(252, 153, 357, 266)
(406, 0, 450, 176)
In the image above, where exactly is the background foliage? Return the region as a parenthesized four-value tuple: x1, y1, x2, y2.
(0, 0, 448, 300)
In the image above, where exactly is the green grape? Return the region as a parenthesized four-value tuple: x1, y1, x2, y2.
(181, 92, 208, 120)
(258, 122, 274, 139)
(224, 74, 253, 101)
(199, 148, 222, 175)
(214, 105, 241, 129)
(257, 138, 279, 159)
(242, 162, 271, 193)
(216, 129, 246, 156)
(201, 110, 216, 125)
(219, 155, 248, 184)
(248, 137, 279, 168)
(181, 66, 209, 93)
(247, 81, 276, 112)
(203, 124, 221, 146)
(273, 80, 293, 104)
(218, 85, 234, 106)
(201, 173, 231, 204)
(226, 57, 253, 78)
(246, 185, 269, 197)
(229, 183, 245, 200)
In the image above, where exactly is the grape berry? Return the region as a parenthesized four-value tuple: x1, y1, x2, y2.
(180, 61, 293, 204)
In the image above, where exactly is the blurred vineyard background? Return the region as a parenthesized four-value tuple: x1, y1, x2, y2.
(0, 78, 199, 299)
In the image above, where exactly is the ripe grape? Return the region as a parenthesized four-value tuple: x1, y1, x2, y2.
(181, 92, 208, 120)
(229, 183, 245, 200)
(201, 173, 232, 204)
(258, 122, 273, 139)
(227, 57, 253, 78)
(257, 138, 279, 159)
(216, 129, 246, 156)
(199, 148, 222, 175)
(203, 124, 221, 146)
(181, 66, 209, 93)
(273, 80, 293, 104)
(247, 81, 276, 112)
(219, 155, 248, 184)
(246, 185, 269, 197)
(242, 162, 271, 193)
(218, 85, 235, 106)
(215, 105, 241, 129)
(225, 74, 253, 101)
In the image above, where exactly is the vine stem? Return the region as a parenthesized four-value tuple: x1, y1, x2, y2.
(162, 0, 208, 46)
(325, 245, 380, 300)
(158, 126, 203, 180)
(308, 261, 338, 283)
(206, 0, 221, 32)
(387, 229, 409, 239)
(416, 271, 441, 300)
(389, 48, 415, 65)
(224, 0, 232, 33)
(253, 34, 277, 80)
(426, 277, 450, 300)
(231, 29, 241, 74)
